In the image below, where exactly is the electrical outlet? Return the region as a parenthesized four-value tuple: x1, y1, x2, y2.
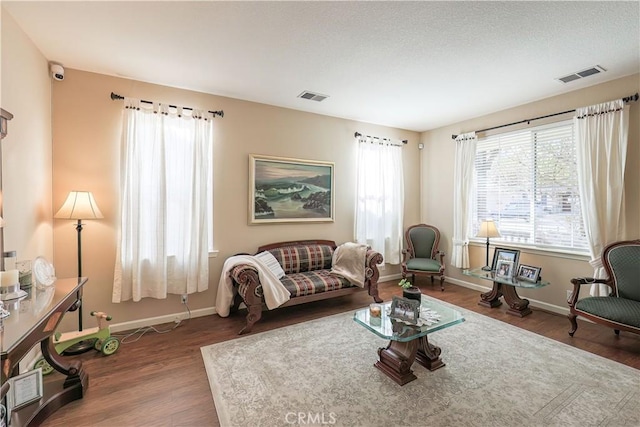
(181, 294, 188, 304)
(566, 290, 573, 301)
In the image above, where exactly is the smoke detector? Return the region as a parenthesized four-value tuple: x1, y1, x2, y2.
(556, 65, 606, 84)
(297, 91, 329, 102)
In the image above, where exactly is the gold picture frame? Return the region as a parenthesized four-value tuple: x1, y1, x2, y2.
(249, 154, 334, 224)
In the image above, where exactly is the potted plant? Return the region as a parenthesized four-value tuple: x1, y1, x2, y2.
(398, 278, 421, 301)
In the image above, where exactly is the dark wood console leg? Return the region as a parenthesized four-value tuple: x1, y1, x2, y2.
(415, 335, 445, 371)
(374, 340, 418, 385)
(502, 284, 532, 317)
(479, 282, 503, 308)
(20, 338, 89, 427)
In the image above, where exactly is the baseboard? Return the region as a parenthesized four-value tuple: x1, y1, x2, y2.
(110, 274, 568, 333)
(110, 307, 216, 333)
(380, 272, 403, 283)
(445, 276, 571, 316)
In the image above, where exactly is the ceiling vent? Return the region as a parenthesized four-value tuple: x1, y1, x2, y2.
(297, 91, 329, 102)
(556, 65, 606, 84)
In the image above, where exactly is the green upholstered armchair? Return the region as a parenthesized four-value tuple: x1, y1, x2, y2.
(401, 224, 446, 291)
(568, 239, 640, 337)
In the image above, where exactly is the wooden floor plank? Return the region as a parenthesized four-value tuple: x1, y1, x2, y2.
(40, 280, 640, 426)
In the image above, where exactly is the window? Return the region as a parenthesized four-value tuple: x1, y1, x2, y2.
(355, 137, 404, 264)
(113, 99, 214, 302)
(473, 120, 588, 252)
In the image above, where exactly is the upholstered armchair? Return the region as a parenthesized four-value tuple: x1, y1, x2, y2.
(568, 239, 640, 337)
(401, 224, 446, 291)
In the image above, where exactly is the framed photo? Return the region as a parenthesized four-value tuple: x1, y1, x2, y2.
(7, 368, 43, 413)
(491, 247, 520, 271)
(517, 264, 541, 283)
(495, 260, 514, 279)
(249, 154, 334, 224)
(389, 296, 420, 325)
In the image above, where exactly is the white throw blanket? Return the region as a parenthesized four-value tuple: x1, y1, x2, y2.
(216, 255, 290, 317)
(330, 242, 367, 288)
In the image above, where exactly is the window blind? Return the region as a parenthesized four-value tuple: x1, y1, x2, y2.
(473, 120, 588, 252)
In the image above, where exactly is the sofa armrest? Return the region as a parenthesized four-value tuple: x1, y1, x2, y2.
(366, 248, 383, 272)
(568, 277, 609, 307)
(364, 249, 383, 303)
(230, 264, 262, 305)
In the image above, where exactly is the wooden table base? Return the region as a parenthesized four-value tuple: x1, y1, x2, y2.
(375, 334, 445, 385)
(479, 281, 532, 317)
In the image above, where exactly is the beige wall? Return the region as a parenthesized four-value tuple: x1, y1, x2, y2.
(51, 69, 420, 328)
(1, 9, 53, 268)
(421, 74, 640, 311)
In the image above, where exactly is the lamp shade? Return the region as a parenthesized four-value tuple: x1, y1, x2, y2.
(55, 191, 104, 220)
(477, 219, 501, 238)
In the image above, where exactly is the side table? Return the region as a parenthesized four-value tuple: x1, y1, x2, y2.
(463, 268, 549, 317)
(1, 278, 89, 426)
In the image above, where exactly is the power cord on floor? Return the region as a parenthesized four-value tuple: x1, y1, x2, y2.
(112, 302, 192, 344)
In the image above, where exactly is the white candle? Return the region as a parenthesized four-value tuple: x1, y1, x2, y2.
(0, 269, 19, 287)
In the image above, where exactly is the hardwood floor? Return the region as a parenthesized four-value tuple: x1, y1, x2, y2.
(41, 280, 640, 426)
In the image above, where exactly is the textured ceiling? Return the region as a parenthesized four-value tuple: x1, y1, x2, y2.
(3, 1, 639, 132)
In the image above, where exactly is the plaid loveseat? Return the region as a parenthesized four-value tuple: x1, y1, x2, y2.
(229, 240, 383, 334)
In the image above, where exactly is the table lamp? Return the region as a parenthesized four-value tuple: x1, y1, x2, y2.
(55, 191, 103, 354)
(477, 219, 501, 271)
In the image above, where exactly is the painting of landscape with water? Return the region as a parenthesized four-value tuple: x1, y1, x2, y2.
(249, 155, 334, 223)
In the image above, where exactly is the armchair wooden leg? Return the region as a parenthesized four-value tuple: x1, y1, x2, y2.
(568, 314, 578, 337)
(439, 275, 445, 292)
(614, 329, 620, 336)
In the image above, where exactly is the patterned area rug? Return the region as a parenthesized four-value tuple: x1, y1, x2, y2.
(201, 303, 639, 427)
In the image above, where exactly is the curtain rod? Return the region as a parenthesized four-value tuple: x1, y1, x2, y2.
(354, 132, 408, 145)
(110, 92, 224, 118)
(451, 92, 638, 140)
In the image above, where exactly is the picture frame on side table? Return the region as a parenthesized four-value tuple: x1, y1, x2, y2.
(249, 154, 334, 224)
(517, 264, 541, 283)
(389, 296, 420, 325)
(495, 260, 515, 279)
(7, 368, 43, 415)
(491, 247, 520, 271)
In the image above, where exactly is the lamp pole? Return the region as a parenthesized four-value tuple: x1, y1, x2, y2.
(482, 236, 491, 271)
(55, 191, 103, 355)
(76, 219, 84, 330)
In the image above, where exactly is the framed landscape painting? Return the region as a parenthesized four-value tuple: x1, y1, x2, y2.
(249, 154, 334, 224)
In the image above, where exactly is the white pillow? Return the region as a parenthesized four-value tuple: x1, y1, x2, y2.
(254, 251, 286, 279)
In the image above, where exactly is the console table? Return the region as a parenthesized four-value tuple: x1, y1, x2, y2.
(1, 278, 89, 426)
(463, 268, 549, 317)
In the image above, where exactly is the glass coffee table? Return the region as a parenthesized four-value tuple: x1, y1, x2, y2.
(353, 295, 464, 385)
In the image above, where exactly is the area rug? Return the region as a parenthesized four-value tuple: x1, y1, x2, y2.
(201, 303, 639, 427)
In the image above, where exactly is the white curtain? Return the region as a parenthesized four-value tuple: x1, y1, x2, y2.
(452, 132, 477, 268)
(574, 99, 629, 296)
(113, 98, 213, 302)
(355, 136, 404, 265)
